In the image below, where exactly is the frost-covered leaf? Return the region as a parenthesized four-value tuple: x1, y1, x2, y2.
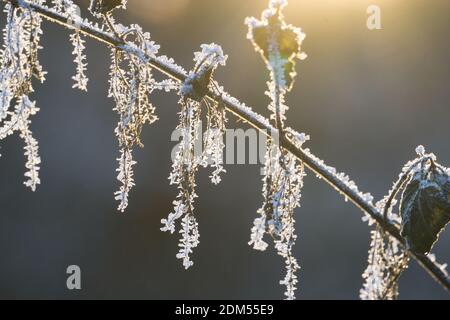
(400, 165, 450, 254)
(361, 147, 450, 299)
(180, 43, 227, 102)
(246, 0, 306, 91)
(180, 70, 213, 102)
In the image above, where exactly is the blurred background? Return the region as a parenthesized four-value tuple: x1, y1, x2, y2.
(0, 0, 449, 299)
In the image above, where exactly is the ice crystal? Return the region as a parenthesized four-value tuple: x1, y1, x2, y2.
(161, 44, 227, 269)
(155, 55, 187, 78)
(415, 145, 426, 157)
(52, 0, 82, 24)
(428, 253, 449, 277)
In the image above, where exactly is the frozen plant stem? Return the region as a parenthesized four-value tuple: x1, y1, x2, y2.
(2, 0, 450, 293)
(245, 2, 310, 299)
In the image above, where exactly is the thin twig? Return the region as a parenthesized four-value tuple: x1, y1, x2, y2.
(3, 0, 450, 293)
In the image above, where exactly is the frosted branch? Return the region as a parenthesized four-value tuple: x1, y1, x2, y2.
(2, 0, 450, 295)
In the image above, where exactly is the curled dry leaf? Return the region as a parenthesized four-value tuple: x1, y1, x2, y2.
(400, 163, 450, 254)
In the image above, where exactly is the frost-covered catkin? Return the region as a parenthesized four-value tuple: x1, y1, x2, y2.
(246, 0, 308, 300)
(50, 1, 88, 91)
(161, 44, 227, 269)
(0, 2, 46, 191)
(115, 148, 136, 212)
(108, 26, 160, 212)
(70, 32, 89, 91)
(360, 230, 409, 300)
(250, 141, 306, 300)
(203, 99, 227, 185)
(18, 102, 41, 191)
(360, 150, 424, 300)
(163, 95, 202, 269)
(361, 222, 409, 299)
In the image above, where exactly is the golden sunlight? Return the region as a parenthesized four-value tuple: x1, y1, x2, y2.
(127, 0, 189, 25)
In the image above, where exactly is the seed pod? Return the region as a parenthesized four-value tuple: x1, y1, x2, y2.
(89, 0, 126, 16)
(400, 164, 450, 254)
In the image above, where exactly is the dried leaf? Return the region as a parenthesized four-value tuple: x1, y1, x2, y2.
(400, 165, 450, 254)
(251, 15, 300, 90)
